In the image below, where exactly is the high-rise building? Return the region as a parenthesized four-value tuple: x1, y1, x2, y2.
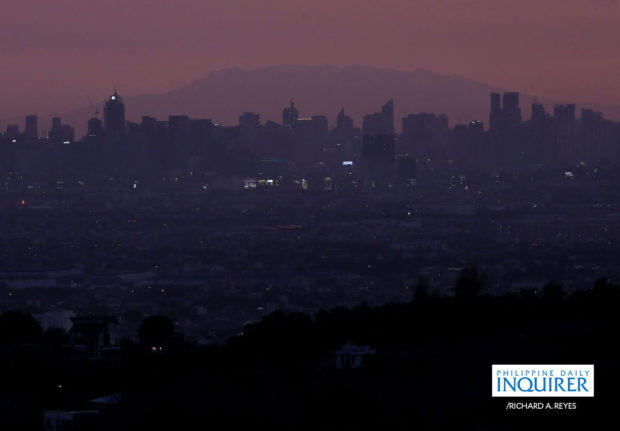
(469, 120, 484, 131)
(488, 92, 525, 168)
(490, 92, 522, 132)
(51, 117, 62, 131)
(239, 112, 260, 129)
(401, 112, 448, 158)
(336, 109, 353, 130)
(168, 115, 190, 168)
(502, 92, 522, 125)
(531, 102, 546, 121)
(489, 93, 501, 131)
(103, 91, 126, 136)
(381, 99, 394, 135)
(25, 115, 38, 141)
(49, 117, 62, 143)
(554, 104, 576, 163)
(333, 108, 355, 156)
(168, 115, 190, 138)
(48, 117, 74, 143)
(88, 117, 103, 136)
(363, 99, 394, 136)
(579, 109, 605, 164)
(5, 124, 19, 140)
(292, 115, 328, 164)
(362, 100, 395, 186)
(503, 92, 519, 111)
(141, 116, 169, 173)
(188, 119, 213, 157)
(282, 101, 299, 128)
(61, 125, 74, 142)
(554, 104, 576, 123)
(396, 155, 417, 187)
(238, 112, 261, 151)
(490, 93, 501, 112)
(527, 103, 555, 164)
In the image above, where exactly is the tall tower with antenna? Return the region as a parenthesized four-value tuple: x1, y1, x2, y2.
(103, 90, 126, 136)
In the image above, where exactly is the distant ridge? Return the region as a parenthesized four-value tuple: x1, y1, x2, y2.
(5, 65, 620, 136)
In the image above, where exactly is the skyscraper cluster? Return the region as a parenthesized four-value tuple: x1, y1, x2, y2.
(1, 90, 619, 190)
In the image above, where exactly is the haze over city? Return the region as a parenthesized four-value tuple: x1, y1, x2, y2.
(1, 1, 619, 429)
(3, 0, 620, 120)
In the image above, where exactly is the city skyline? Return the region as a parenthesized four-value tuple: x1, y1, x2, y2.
(2, 1, 620, 120)
(1, 3, 618, 428)
(4, 64, 620, 139)
(3, 86, 619, 186)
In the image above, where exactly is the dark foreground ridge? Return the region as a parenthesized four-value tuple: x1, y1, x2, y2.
(1, 276, 617, 430)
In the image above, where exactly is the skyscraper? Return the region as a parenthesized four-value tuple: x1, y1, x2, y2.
(489, 93, 501, 131)
(402, 112, 448, 158)
(531, 102, 546, 121)
(168, 115, 190, 169)
(292, 115, 328, 165)
(488, 92, 525, 167)
(381, 99, 394, 135)
(239, 112, 260, 150)
(502, 92, 522, 125)
(188, 119, 213, 156)
(51, 117, 61, 131)
(337, 108, 353, 130)
(25, 115, 38, 141)
(363, 99, 394, 136)
(239, 112, 260, 129)
(49, 117, 63, 143)
(527, 103, 554, 165)
(103, 91, 126, 136)
(362, 100, 395, 186)
(5, 125, 19, 140)
(88, 117, 103, 136)
(48, 117, 74, 143)
(489, 92, 522, 131)
(332, 109, 356, 158)
(282, 101, 298, 128)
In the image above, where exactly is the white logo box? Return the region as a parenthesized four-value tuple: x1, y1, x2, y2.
(492, 364, 594, 397)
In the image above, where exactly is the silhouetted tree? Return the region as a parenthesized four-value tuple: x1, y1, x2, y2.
(414, 275, 430, 302)
(590, 277, 620, 320)
(138, 315, 174, 347)
(454, 267, 486, 299)
(235, 310, 317, 367)
(44, 327, 69, 345)
(592, 277, 617, 296)
(0, 311, 43, 345)
(542, 282, 565, 303)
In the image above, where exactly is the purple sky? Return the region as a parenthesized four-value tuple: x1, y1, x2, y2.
(2, 0, 620, 119)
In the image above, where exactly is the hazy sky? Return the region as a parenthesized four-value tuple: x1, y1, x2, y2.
(2, 0, 620, 119)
